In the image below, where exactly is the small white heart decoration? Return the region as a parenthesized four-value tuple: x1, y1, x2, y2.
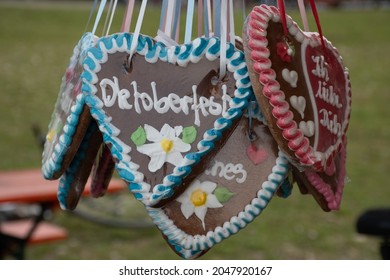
(299, 120, 315, 137)
(282, 68, 298, 88)
(290, 95, 306, 118)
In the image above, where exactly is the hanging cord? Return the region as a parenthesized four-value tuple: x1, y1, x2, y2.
(277, 0, 288, 36)
(84, 0, 98, 34)
(91, 0, 107, 36)
(103, 0, 119, 36)
(159, 0, 168, 32)
(102, 0, 114, 35)
(203, 0, 212, 37)
(121, 0, 135, 32)
(87, 0, 107, 39)
(228, 0, 235, 46)
(184, 0, 195, 44)
(173, 0, 182, 42)
(308, 0, 326, 53)
(278, 0, 326, 56)
(213, 0, 221, 37)
(197, 0, 203, 37)
(164, 0, 176, 38)
(297, 0, 309, 32)
(128, 0, 148, 64)
(242, 0, 246, 25)
(219, 0, 228, 79)
(155, 0, 178, 46)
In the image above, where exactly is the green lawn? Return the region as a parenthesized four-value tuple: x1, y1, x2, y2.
(1, 2, 390, 260)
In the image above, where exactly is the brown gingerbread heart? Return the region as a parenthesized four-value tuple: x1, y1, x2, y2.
(243, 5, 351, 173)
(147, 113, 290, 259)
(42, 33, 97, 180)
(82, 33, 254, 207)
(90, 144, 116, 198)
(57, 120, 102, 210)
(293, 135, 348, 211)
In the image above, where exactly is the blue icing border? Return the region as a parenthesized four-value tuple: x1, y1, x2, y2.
(42, 32, 97, 179)
(82, 33, 254, 207)
(147, 151, 290, 259)
(57, 121, 98, 210)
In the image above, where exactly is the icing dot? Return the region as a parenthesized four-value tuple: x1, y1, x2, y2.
(190, 189, 208, 207)
(160, 138, 173, 153)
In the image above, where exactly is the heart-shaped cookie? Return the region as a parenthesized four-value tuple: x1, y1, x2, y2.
(293, 135, 348, 211)
(147, 113, 290, 259)
(57, 120, 103, 210)
(243, 5, 351, 173)
(82, 33, 254, 207)
(42, 33, 98, 179)
(90, 144, 116, 198)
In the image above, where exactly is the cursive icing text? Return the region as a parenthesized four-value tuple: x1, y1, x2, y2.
(205, 160, 247, 184)
(99, 76, 232, 127)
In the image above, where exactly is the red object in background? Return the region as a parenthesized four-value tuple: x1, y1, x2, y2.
(305, 0, 342, 8)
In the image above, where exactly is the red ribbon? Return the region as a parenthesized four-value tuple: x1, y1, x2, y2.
(277, 0, 326, 52)
(308, 0, 326, 52)
(277, 0, 288, 36)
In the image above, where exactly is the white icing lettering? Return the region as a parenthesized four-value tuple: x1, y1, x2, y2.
(191, 85, 201, 126)
(221, 85, 230, 116)
(311, 55, 329, 81)
(208, 96, 222, 115)
(319, 109, 342, 137)
(118, 88, 133, 110)
(99, 77, 232, 126)
(315, 81, 343, 109)
(152, 81, 170, 113)
(100, 77, 118, 107)
(205, 160, 247, 184)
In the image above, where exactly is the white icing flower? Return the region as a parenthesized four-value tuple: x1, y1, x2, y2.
(137, 124, 191, 172)
(176, 180, 223, 230)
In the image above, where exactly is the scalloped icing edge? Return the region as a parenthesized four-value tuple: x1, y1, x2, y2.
(42, 32, 97, 179)
(304, 135, 348, 210)
(82, 33, 254, 207)
(246, 5, 352, 171)
(147, 151, 290, 259)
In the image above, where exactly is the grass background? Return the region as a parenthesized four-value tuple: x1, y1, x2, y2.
(0, 2, 389, 259)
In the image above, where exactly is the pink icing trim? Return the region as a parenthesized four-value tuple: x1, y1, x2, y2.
(248, 6, 314, 166)
(247, 5, 351, 170)
(304, 137, 347, 210)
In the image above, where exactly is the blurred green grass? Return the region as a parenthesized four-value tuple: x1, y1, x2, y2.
(1, 2, 390, 260)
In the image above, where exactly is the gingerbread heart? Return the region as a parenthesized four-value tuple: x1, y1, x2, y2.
(293, 135, 348, 211)
(90, 144, 116, 198)
(42, 33, 98, 179)
(147, 113, 290, 259)
(82, 33, 254, 207)
(243, 5, 351, 173)
(57, 120, 102, 210)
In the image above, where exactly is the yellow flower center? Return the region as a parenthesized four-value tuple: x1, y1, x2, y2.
(46, 129, 55, 142)
(160, 138, 173, 153)
(190, 189, 207, 207)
